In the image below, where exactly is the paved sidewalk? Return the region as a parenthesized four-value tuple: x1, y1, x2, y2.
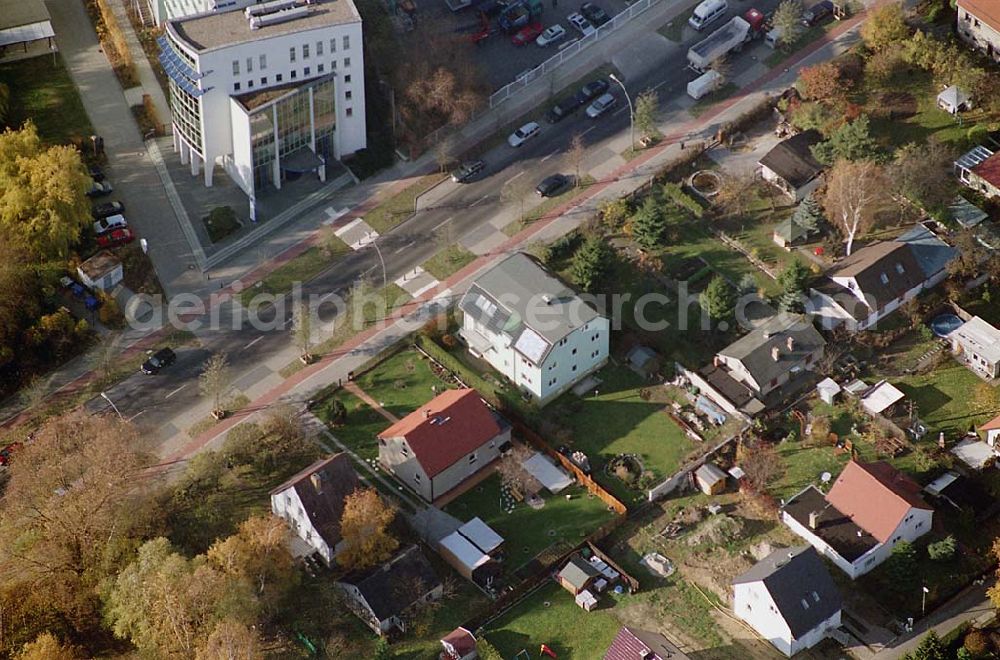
(110, 0, 171, 123)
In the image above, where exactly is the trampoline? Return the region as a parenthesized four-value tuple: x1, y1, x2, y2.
(930, 314, 963, 337)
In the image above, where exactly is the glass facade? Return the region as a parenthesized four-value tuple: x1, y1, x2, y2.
(248, 77, 337, 192)
(169, 77, 203, 152)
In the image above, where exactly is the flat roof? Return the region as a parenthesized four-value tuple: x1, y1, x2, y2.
(0, 0, 50, 31)
(170, 0, 359, 52)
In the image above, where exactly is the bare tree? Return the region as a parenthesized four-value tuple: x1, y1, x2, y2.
(737, 440, 783, 494)
(824, 159, 889, 255)
(18, 374, 50, 413)
(91, 333, 122, 384)
(500, 174, 534, 225)
(292, 302, 313, 361)
(496, 443, 541, 498)
(434, 136, 456, 173)
(564, 133, 586, 187)
(199, 352, 233, 418)
(715, 169, 759, 218)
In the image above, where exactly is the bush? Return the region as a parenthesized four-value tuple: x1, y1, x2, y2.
(203, 206, 242, 243)
(662, 182, 704, 218)
(927, 535, 957, 561)
(964, 629, 990, 657)
(322, 398, 347, 426)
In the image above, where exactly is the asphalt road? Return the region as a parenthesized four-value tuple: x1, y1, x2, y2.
(87, 0, 796, 438)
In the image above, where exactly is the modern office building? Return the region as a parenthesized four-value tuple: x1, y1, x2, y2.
(159, 0, 366, 200)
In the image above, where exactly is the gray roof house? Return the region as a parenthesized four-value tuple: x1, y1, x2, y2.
(679, 312, 825, 418)
(733, 546, 843, 657)
(337, 545, 444, 635)
(458, 253, 610, 404)
(758, 130, 826, 202)
(948, 315, 1000, 379)
(558, 555, 602, 595)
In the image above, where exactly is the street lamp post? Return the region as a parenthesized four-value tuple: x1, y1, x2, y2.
(100, 391, 124, 421)
(921, 585, 929, 617)
(609, 73, 634, 153)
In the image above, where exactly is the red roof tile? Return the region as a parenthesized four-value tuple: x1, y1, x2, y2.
(959, 0, 1000, 34)
(981, 413, 1000, 432)
(973, 152, 1000, 188)
(441, 627, 477, 657)
(604, 626, 688, 660)
(378, 389, 502, 477)
(825, 461, 931, 544)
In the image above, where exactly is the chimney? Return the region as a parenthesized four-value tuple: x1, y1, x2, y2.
(423, 409, 431, 419)
(713, 355, 721, 368)
(786, 336, 795, 351)
(808, 511, 819, 529)
(771, 346, 781, 361)
(310, 472, 324, 494)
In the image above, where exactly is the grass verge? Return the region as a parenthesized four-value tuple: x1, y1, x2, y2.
(503, 176, 596, 237)
(364, 174, 447, 234)
(422, 244, 476, 280)
(0, 55, 94, 144)
(239, 239, 350, 304)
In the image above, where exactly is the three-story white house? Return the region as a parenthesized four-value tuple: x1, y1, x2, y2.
(458, 253, 609, 405)
(957, 0, 1000, 63)
(160, 0, 366, 200)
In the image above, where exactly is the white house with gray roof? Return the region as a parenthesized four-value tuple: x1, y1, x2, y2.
(733, 546, 842, 657)
(948, 316, 1000, 379)
(458, 253, 609, 404)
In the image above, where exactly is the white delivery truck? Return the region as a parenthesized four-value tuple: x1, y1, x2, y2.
(687, 70, 724, 99)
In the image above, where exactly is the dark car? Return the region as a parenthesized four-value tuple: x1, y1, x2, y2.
(92, 200, 125, 219)
(86, 180, 113, 198)
(801, 0, 833, 26)
(141, 347, 177, 374)
(580, 2, 610, 27)
(545, 96, 583, 123)
(88, 165, 105, 182)
(451, 160, 486, 183)
(574, 78, 610, 106)
(536, 173, 569, 197)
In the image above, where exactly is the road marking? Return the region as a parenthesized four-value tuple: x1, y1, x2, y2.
(613, 106, 629, 117)
(334, 217, 363, 237)
(503, 171, 525, 185)
(244, 336, 264, 349)
(164, 384, 187, 400)
(471, 194, 489, 207)
(652, 80, 669, 91)
(392, 240, 415, 255)
(321, 207, 350, 226)
(580, 126, 596, 136)
(279, 315, 293, 329)
(410, 279, 441, 298)
(540, 150, 559, 162)
(127, 411, 145, 422)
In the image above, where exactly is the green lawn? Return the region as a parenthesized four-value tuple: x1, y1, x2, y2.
(240, 240, 348, 304)
(444, 474, 616, 571)
(896, 359, 996, 437)
(666, 222, 783, 297)
(484, 582, 622, 659)
(365, 174, 446, 234)
(549, 366, 695, 504)
(0, 54, 93, 144)
(503, 177, 597, 237)
(772, 438, 853, 501)
(422, 244, 476, 281)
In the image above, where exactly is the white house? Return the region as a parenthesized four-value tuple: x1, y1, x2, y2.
(809, 226, 956, 332)
(957, 0, 1000, 63)
(955, 146, 1000, 199)
(159, 0, 366, 200)
(758, 130, 825, 202)
(782, 461, 933, 579)
(77, 251, 123, 291)
(378, 389, 510, 503)
(948, 315, 1000, 379)
(269, 453, 360, 565)
(458, 253, 610, 404)
(733, 546, 842, 657)
(980, 413, 1000, 448)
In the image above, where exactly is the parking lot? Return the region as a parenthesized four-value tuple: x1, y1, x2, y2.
(415, 0, 632, 88)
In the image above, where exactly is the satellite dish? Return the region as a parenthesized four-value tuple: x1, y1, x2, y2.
(820, 472, 832, 484)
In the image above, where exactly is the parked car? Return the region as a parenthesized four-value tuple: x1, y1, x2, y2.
(801, 0, 833, 26)
(567, 12, 595, 37)
(92, 200, 125, 219)
(96, 226, 135, 249)
(451, 160, 486, 183)
(511, 22, 544, 45)
(536, 173, 569, 197)
(507, 121, 541, 147)
(93, 214, 128, 235)
(545, 96, 583, 123)
(87, 165, 105, 182)
(141, 347, 177, 375)
(580, 2, 610, 27)
(535, 24, 567, 46)
(586, 92, 617, 118)
(86, 180, 113, 197)
(574, 78, 609, 105)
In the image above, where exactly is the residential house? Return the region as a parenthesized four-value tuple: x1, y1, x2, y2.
(948, 315, 1000, 379)
(604, 626, 690, 660)
(782, 461, 933, 579)
(955, 146, 1000, 198)
(981, 413, 1000, 448)
(440, 627, 478, 660)
(458, 252, 610, 404)
(758, 130, 825, 202)
(269, 453, 360, 566)
(337, 545, 443, 635)
(733, 546, 842, 657)
(557, 555, 602, 596)
(680, 312, 825, 417)
(772, 216, 813, 249)
(77, 251, 123, 291)
(809, 225, 956, 332)
(378, 389, 510, 503)
(957, 0, 1000, 63)
(937, 85, 972, 115)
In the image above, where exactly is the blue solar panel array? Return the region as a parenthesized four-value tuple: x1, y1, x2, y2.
(157, 35, 207, 98)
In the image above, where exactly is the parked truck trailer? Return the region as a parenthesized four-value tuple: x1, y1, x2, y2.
(687, 8, 765, 72)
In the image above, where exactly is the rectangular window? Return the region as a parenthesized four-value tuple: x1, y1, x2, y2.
(247, 80, 253, 88)
(414, 473, 421, 483)
(259, 54, 267, 69)
(469, 453, 477, 464)
(318, 63, 325, 73)
(401, 445, 409, 456)
(246, 57, 253, 73)
(276, 73, 283, 82)
(303, 44, 310, 59)
(261, 77, 267, 85)
(343, 35, 350, 50)
(289, 47, 296, 62)
(344, 57, 351, 68)
(317, 40, 323, 56)
(304, 66, 311, 76)
(344, 74, 351, 83)
(331, 60, 337, 70)
(232, 60, 240, 75)
(345, 90, 352, 100)
(234, 82, 240, 90)
(291, 70, 297, 79)
(330, 38, 336, 52)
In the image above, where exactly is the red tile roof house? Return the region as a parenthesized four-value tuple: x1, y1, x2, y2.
(957, 0, 1000, 63)
(955, 145, 1000, 198)
(378, 389, 511, 503)
(269, 453, 360, 566)
(981, 413, 1000, 449)
(781, 461, 933, 579)
(440, 627, 478, 660)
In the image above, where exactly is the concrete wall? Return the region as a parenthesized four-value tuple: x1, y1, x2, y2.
(379, 437, 433, 501)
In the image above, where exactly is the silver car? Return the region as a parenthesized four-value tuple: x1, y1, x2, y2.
(585, 93, 617, 118)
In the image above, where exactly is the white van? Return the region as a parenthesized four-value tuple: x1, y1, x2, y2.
(688, 0, 728, 31)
